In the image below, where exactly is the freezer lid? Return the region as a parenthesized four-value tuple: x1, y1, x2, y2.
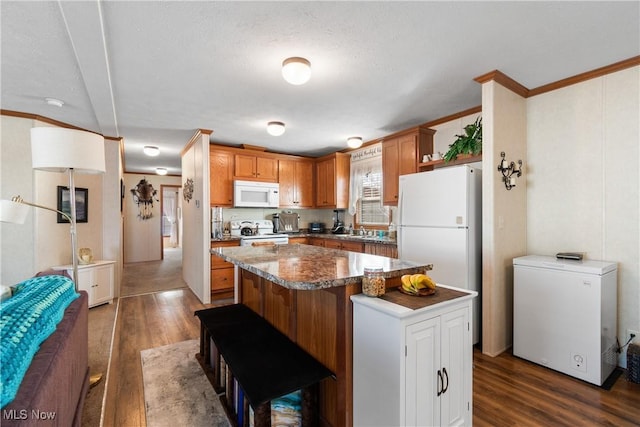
(513, 255, 617, 275)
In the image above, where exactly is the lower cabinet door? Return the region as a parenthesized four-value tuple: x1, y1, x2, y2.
(405, 316, 440, 427)
(211, 268, 234, 292)
(76, 268, 93, 303)
(92, 264, 114, 306)
(440, 307, 470, 427)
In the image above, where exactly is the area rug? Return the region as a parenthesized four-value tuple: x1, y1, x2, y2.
(141, 340, 230, 427)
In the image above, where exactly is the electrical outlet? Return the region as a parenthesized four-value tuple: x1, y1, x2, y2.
(571, 353, 587, 372)
(628, 329, 639, 344)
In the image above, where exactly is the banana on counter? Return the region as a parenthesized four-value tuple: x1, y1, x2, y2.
(400, 273, 437, 295)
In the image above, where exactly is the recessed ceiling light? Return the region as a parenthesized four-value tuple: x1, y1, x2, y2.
(143, 146, 160, 156)
(155, 167, 168, 176)
(267, 121, 286, 136)
(347, 137, 363, 149)
(282, 57, 311, 85)
(45, 97, 64, 107)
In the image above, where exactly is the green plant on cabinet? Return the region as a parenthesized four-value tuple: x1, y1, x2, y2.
(443, 117, 482, 162)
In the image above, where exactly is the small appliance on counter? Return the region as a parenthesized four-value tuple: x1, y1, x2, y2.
(272, 212, 300, 233)
(331, 209, 347, 234)
(309, 222, 325, 233)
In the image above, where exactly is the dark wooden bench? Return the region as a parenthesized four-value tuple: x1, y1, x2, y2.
(195, 304, 334, 427)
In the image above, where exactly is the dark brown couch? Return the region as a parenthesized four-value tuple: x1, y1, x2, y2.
(1, 291, 89, 427)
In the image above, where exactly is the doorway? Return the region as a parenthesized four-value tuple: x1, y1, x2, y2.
(161, 185, 181, 261)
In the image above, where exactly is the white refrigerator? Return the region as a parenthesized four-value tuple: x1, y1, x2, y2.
(398, 165, 482, 344)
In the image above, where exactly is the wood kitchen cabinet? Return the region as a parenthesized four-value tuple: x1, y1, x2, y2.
(210, 150, 234, 207)
(210, 240, 240, 299)
(382, 126, 435, 205)
(364, 242, 398, 258)
(324, 238, 363, 253)
(287, 236, 308, 245)
(234, 153, 278, 182)
(315, 152, 350, 209)
(352, 288, 475, 427)
(308, 237, 326, 247)
(278, 158, 314, 208)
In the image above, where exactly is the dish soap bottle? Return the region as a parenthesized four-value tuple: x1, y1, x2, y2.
(388, 222, 396, 240)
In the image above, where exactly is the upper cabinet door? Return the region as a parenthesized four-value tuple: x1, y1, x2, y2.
(382, 126, 435, 206)
(382, 138, 401, 205)
(279, 159, 314, 208)
(315, 153, 349, 209)
(234, 154, 278, 182)
(256, 156, 278, 181)
(210, 150, 234, 206)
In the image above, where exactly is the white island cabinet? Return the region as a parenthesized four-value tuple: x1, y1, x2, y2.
(52, 260, 115, 308)
(351, 285, 477, 427)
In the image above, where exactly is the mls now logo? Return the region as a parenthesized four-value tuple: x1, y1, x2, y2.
(3, 409, 56, 420)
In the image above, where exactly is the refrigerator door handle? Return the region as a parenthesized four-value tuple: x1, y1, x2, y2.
(397, 188, 403, 258)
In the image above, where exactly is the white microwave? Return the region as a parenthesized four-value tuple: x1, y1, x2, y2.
(233, 180, 279, 208)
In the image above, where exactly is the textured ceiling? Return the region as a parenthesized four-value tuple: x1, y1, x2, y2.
(1, 1, 638, 174)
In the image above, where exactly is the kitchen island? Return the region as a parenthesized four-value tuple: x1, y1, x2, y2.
(210, 243, 431, 427)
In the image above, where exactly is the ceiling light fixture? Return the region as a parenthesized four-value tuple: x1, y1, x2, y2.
(282, 57, 311, 85)
(267, 121, 286, 136)
(155, 167, 168, 176)
(45, 97, 64, 107)
(143, 146, 160, 157)
(347, 136, 363, 149)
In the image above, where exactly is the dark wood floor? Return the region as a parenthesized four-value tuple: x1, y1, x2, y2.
(473, 349, 640, 426)
(101, 288, 640, 426)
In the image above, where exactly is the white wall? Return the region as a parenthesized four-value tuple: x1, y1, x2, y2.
(1, 116, 121, 288)
(481, 81, 528, 356)
(181, 132, 210, 304)
(103, 139, 124, 295)
(1, 116, 36, 284)
(123, 173, 181, 263)
(527, 66, 640, 367)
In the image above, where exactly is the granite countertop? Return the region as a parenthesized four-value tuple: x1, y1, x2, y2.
(211, 233, 397, 245)
(211, 244, 430, 290)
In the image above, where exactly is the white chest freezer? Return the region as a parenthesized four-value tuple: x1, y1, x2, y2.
(513, 255, 617, 386)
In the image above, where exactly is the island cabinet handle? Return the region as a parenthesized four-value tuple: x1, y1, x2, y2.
(437, 369, 443, 396)
(442, 367, 449, 394)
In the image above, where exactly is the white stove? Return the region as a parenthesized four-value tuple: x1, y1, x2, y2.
(229, 219, 289, 246)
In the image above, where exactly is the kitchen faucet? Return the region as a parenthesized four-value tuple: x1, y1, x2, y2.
(359, 225, 366, 236)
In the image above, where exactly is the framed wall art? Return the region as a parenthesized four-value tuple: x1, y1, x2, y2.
(57, 186, 88, 223)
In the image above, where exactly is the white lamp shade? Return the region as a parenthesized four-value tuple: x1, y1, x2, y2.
(0, 200, 29, 224)
(282, 57, 311, 85)
(347, 137, 363, 149)
(267, 121, 286, 136)
(144, 146, 160, 156)
(31, 127, 106, 174)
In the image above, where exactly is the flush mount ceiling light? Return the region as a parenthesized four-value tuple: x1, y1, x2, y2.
(45, 97, 64, 107)
(347, 136, 363, 149)
(267, 121, 286, 136)
(282, 57, 311, 85)
(155, 167, 168, 176)
(143, 146, 160, 157)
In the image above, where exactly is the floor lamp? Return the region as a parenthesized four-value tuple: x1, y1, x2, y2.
(2, 127, 106, 387)
(30, 127, 106, 287)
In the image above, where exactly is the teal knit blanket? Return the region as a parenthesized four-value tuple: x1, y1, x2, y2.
(0, 275, 79, 408)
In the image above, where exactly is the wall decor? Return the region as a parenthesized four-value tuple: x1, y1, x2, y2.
(130, 178, 158, 220)
(120, 178, 125, 212)
(183, 178, 194, 203)
(57, 186, 88, 223)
